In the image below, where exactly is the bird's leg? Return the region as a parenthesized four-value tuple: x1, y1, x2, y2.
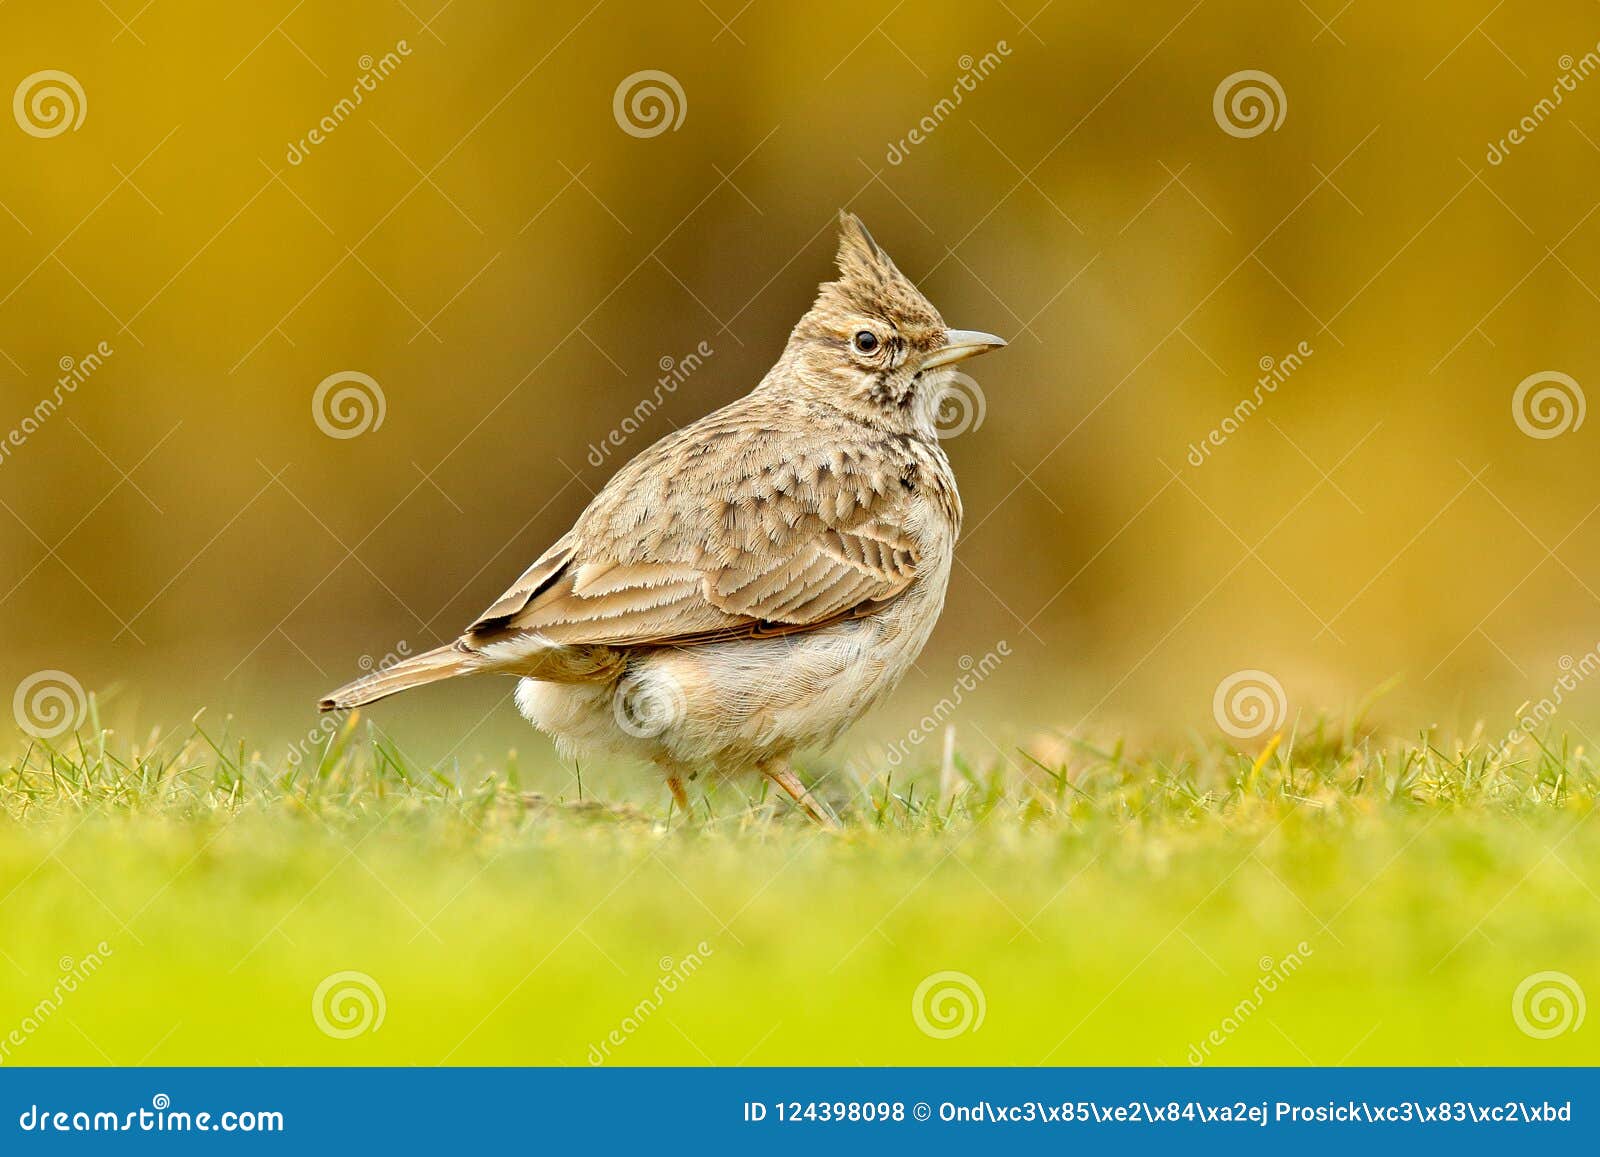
(667, 776, 690, 817)
(762, 760, 839, 829)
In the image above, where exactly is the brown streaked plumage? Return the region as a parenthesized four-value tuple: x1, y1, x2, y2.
(320, 211, 1005, 824)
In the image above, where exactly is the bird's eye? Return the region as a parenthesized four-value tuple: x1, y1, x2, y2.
(852, 330, 880, 354)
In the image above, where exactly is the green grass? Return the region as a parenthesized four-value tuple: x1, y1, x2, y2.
(2, 706, 1598, 1067)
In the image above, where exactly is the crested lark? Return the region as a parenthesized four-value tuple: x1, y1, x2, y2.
(321, 212, 1005, 824)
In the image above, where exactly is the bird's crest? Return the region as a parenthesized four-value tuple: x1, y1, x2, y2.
(815, 211, 942, 330)
(834, 211, 902, 287)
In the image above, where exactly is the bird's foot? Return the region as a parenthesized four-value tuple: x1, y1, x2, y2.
(667, 776, 691, 818)
(763, 762, 840, 829)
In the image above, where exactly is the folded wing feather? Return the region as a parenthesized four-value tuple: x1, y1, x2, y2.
(464, 412, 921, 653)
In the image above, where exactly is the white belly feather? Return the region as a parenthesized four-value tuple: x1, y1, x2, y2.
(514, 547, 952, 773)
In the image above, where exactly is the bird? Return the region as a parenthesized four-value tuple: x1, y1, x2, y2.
(319, 211, 1005, 825)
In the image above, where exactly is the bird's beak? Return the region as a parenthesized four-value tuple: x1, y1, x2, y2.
(922, 329, 1007, 369)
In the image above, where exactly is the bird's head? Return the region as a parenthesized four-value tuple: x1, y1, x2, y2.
(779, 211, 1005, 436)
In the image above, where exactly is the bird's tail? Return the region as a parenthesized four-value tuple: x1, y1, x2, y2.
(319, 643, 480, 711)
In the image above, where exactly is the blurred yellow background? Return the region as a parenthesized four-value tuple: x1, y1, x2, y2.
(4, 0, 1600, 761)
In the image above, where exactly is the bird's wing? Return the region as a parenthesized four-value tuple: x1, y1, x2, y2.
(465, 405, 925, 649)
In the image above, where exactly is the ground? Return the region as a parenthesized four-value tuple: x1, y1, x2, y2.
(1, 711, 1597, 1067)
